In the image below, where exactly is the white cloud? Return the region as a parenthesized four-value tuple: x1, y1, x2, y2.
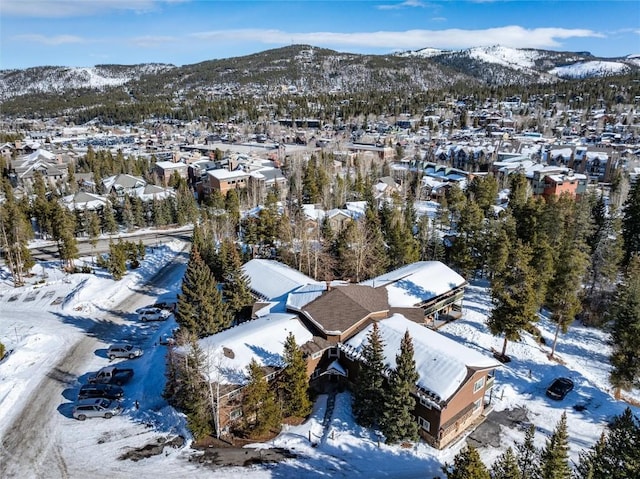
(1, 0, 186, 18)
(378, 1, 430, 10)
(131, 35, 176, 48)
(13, 34, 85, 45)
(190, 26, 604, 51)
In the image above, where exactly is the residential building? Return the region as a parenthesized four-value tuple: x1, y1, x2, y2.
(188, 259, 497, 449)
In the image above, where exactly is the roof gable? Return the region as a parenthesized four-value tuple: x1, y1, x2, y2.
(345, 314, 500, 402)
(361, 261, 466, 307)
(302, 285, 388, 335)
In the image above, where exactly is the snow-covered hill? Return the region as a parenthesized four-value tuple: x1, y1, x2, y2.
(397, 44, 637, 82)
(549, 60, 631, 79)
(0, 63, 175, 99)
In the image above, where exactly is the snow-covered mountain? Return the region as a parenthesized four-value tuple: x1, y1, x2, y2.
(1, 44, 638, 115)
(549, 60, 631, 79)
(0, 63, 175, 100)
(397, 45, 638, 82)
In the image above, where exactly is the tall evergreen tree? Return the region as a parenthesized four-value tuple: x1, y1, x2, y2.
(491, 447, 522, 479)
(575, 408, 640, 479)
(220, 239, 254, 321)
(515, 424, 541, 479)
(176, 247, 230, 337)
(31, 171, 53, 239)
(381, 330, 419, 444)
(546, 244, 589, 358)
(487, 240, 539, 357)
(0, 180, 34, 286)
(621, 179, 640, 265)
(279, 333, 312, 418)
(352, 322, 386, 427)
(102, 200, 118, 234)
(242, 358, 282, 438)
(539, 412, 571, 479)
(443, 446, 491, 479)
(107, 239, 127, 280)
(168, 338, 214, 440)
(50, 201, 78, 271)
(609, 254, 640, 393)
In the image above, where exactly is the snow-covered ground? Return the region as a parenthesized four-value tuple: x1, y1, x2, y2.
(1, 244, 638, 478)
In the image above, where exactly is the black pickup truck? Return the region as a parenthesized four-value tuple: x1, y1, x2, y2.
(87, 366, 134, 386)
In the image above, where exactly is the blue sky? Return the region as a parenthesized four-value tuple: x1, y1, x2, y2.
(1, 0, 638, 69)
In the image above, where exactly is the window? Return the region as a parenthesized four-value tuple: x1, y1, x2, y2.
(473, 377, 485, 393)
(311, 351, 322, 360)
(328, 348, 339, 359)
(418, 417, 431, 432)
(473, 398, 482, 411)
(230, 408, 242, 420)
(419, 397, 432, 409)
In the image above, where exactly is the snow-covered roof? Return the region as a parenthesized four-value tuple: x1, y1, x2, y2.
(155, 161, 186, 170)
(345, 314, 501, 401)
(102, 174, 146, 191)
(62, 191, 107, 211)
(242, 259, 319, 301)
(286, 283, 328, 311)
(361, 261, 466, 308)
(196, 313, 313, 385)
(207, 168, 249, 180)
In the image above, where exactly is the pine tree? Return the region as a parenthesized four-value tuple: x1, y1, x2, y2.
(176, 247, 230, 337)
(515, 424, 541, 479)
(621, 179, 640, 265)
(221, 239, 254, 321)
(183, 339, 214, 440)
(107, 239, 127, 280)
(576, 408, 640, 479)
(487, 240, 539, 357)
(121, 195, 135, 231)
(51, 202, 78, 271)
(609, 255, 640, 393)
(443, 446, 491, 479)
(381, 330, 419, 444)
(546, 242, 589, 358)
(540, 412, 571, 479)
(491, 447, 521, 479)
(0, 180, 34, 286)
(87, 210, 101, 247)
(279, 333, 312, 418)
(31, 171, 52, 239)
(242, 359, 282, 438)
(352, 322, 386, 427)
(102, 200, 118, 234)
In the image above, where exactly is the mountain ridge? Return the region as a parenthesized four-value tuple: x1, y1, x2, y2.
(1, 44, 638, 117)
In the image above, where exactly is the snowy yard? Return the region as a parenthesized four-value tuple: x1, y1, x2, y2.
(0, 244, 638, 478)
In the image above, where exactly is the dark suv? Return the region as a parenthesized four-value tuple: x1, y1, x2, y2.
(78, 383, 124, 401)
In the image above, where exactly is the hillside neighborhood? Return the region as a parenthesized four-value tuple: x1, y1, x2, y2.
(1, 42, 640, 479)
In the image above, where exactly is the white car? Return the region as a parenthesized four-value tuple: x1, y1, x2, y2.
(137, 307, 171, 322)
(107, 343, 143, 360)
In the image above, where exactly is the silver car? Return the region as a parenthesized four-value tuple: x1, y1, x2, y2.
(137, 307, 171, 322)
(107, 343, 143, 360)
(72, 398, 123, 420)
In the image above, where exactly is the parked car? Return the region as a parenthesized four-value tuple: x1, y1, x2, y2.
(87, 366, 134, 385)
(107, 343, 143, 360)
(137, 307, 171, 322)
(546, 377, 574, 400)
(153, 301, 176, 312)
(78, 383, 124, 401)
(72, 398, 123, 420)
